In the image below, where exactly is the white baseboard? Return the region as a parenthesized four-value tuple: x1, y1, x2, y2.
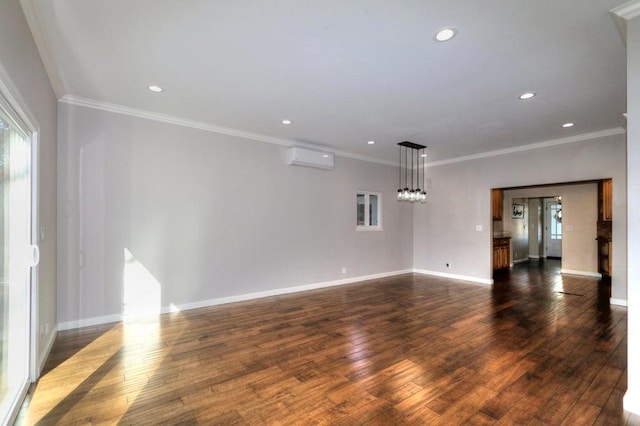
(560, 269, 602, 278)
(37, 325, 58, 377)
(413, 269, 493, 285)
(57, 312, 125, 331)
(513, 258, 529, 264)
(528, 255, 541, 259)
(610, 298, 628, 307)
(57, 269, 414, 331)
(624, 390, 640, 415)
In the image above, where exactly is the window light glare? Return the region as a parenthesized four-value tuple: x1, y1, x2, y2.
(147, 85, 163, 93)
(562, 122, 575, 128)
(281, 119, 292, 125)
(434, 27, 457, 42)
(519, 92, 536, 100)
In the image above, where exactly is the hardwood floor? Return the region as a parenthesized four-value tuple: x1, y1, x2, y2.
(18, 260, 634, 424)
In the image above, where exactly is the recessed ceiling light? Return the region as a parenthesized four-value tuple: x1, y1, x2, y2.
(519, 92, 536, 100)
(367, 140, 376, 145)
(147, 85, 163, 93)
(322, 154, 329, 158)
(562, 122, 575, 128)
(434, 27, 457, 42)
(421, 154, 428, 158)
(281, 119, 292, 125)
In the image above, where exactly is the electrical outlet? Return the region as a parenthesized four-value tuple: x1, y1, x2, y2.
(475, 225, 482, 231)
(45, 322, 49, 334)
(341, 267, 347, 275)
(446, 262, 452, 268)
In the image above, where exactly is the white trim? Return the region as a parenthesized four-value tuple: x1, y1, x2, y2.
(0, 66, 44, 418)
(29, 131, 39, 382)
(413, 269, 493, 285)
(57, 313, 124, 332)
(356, 190, 383, 231)
(19, 0, 66, 98)
(57, 269, 414, 330)
(610, 298, 628, 307)
(528, 255, 541, 259)
(513, 258, 529, 264)
(59, 95, 397, 167)
(624, 389, 640, 415)
(37, 325, 57, 376)
(560, 269, 602, 278)
(59, 96, 625, 169)
(426, 128, 626, 168)
(611, 0, 640, 20)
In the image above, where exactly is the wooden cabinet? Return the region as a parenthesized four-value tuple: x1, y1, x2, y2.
(493, 237, 510, 270)
(598, 179, 612, 221)
(492, 189, 503, 221)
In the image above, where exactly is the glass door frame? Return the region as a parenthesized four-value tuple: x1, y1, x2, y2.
(0, 72, 40, 424)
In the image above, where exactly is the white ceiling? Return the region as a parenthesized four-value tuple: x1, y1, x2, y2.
(23, 0, 628, 164)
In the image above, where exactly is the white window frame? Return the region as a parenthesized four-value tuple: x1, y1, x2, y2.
(356, 191, 382, 231)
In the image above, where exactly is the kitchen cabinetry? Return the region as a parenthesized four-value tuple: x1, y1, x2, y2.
(493, 237, 510, 270)
(598, 179, 612, 221)
(492, 189, 503, 221)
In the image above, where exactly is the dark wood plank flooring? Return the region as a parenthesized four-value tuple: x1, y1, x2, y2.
(17, 259, 635, 424)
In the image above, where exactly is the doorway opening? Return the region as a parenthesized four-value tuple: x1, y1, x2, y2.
(491, 180, 610, 284)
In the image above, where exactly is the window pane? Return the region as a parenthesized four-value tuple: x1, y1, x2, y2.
(356, 193, 365, 226)
(369, 194, 378, 226)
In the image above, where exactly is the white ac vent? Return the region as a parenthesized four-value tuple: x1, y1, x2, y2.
(286, 147, 334, 170)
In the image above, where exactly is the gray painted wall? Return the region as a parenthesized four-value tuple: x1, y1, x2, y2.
(413, 133, 626, 300)
(625, 12, 640, 415)
(57, 103, 414, 326)
(0, 0, 57, 370)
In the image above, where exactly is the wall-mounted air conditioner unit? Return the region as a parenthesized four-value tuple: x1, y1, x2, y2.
(286, 147, 334, 170)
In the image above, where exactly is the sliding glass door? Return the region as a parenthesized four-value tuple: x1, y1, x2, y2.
(0, 97, 35, 423)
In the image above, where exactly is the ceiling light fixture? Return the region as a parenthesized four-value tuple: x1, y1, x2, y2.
(519, 92, 536, 100)
(147, 85, 163, 93)
(281, 119, 292, 125)
(367, 140, 376, 145)
(562, 122, 575, 128)
(434, 27, 457, 42)
(397, 141, 427, 204)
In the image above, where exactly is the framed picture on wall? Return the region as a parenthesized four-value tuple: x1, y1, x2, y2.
(512, 204, 524, 219)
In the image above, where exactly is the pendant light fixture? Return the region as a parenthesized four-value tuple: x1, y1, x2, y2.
(397, 141, 427, 203)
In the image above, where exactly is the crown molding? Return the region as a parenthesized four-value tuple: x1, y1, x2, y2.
(59, 95, 397, 166)
(610, 0, 640, 45)
(59, 95, 624, 170)
(426, 127, 626, 168)
(611, 0, 640, 20)
(19, 0, 66, 99)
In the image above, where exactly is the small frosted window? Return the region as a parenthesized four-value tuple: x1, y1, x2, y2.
(356, 191, 382, 231)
